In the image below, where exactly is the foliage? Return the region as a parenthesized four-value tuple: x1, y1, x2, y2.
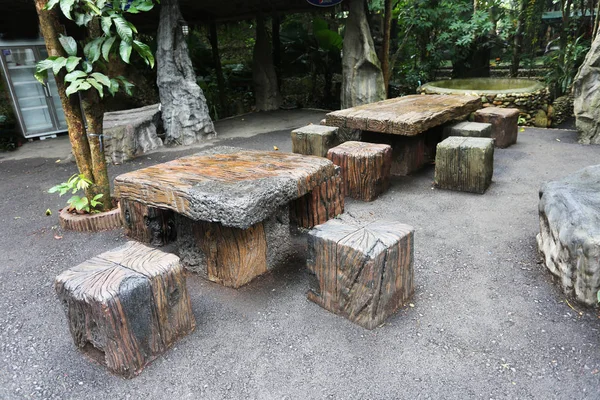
(34, 0, 157, 99)
(544, 35, 590, 98)
(49, 174, 104, 213)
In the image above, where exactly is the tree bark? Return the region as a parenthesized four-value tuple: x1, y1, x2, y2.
(381, 0, 393, 96)
(341, 0, 386, 109)
(209, 20, 227, 117)
(252, 14, 281, 111)
(157, 0, 215, 144)
(33, 0, 93, 183)
(510, 0, 527, 77)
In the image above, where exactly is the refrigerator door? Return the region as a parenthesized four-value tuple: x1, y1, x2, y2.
(37, 47, 68, 131)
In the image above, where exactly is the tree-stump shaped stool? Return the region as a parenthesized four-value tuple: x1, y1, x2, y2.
(443, 121, 492, 139)
(327, 141, 392, 201)
(474, 107, 520, 148)
(307, 219, 414, 329)
(291, 124, 339, 157)
(55, 242, 195, 378)
(434, 137, 494, 194)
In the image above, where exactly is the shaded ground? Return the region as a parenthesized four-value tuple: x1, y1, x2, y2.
(1, 114, 600, 399)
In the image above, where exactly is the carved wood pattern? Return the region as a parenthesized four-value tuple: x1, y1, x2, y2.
(289, 170, 345, 228)
(120, 198, 176, 246)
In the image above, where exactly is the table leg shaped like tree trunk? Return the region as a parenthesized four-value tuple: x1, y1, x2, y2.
(289, 171, 344, 228)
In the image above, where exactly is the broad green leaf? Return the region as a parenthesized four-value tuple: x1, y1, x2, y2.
(52, 57, 68, 75)
(86, 77, 104, 98)
(92, 193, 104, 201)
(134, 1, 154, 12)
(82, 0, 102, 15)
(45, 0, 60, 10)
(60, 0, 76, 20)
(65, 70, 87, 82)
(119, 40, 132, 63)
(101, 36, 117, 61)
(83, 37, 104, 63)
(36, 59, 55, 72)
(58, 35, 78, 57)
(133, 40, 154, 68)
(101, 17, 112, 35)
(127, 21, 138, 34)
(114, 16, 133, 43)
(74, 12, 93, 26)
(65, 56, 81, 72)
(90, 72, 111, 87)
(82, 60, 93, 73)
(127, 6, 139, 13)
(34, 70, 48, 84)
(65, 80, 83, 96)
(78, 81, 92, 91)
(108, 78, 120, 95)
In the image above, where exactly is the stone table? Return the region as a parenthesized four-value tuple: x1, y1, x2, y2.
(324, 94, 482, 175)
(114, 147, 344, 288)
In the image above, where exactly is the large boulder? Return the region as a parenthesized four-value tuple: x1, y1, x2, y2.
(103, 104, 163, 164)
(537, 165, 600, 305)
(573, 34, 600, 144)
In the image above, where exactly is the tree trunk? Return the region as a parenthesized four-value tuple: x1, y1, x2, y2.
(381, 0, 393, 96)
(80, 90, 111, 211)
(341, 0, 386, 109)
(157, 0, 215, 145)
(33, 0, 93, 183)
(272, 14, 282, 90)
(209, 20, 227, 118)
(252, 14, 281, 111)
(510, 0, 527, 77)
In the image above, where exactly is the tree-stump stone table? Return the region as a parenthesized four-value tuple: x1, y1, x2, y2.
(291, 124, 339, 157)
(307, 218, 415, 329)
(324, 94, 482, 175)
(114, 147, 344, 288)
(55, 242, 195, 378)
(442, 121, 492, 139)
(474, 107, 520, 148)
(327, 141, 392, 201)
(434, 137, 494, 194)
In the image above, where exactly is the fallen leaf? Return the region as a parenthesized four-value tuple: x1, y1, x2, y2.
(54, 234, 63, 240)
(409, 303, 415, 308)
(273, 146, 279, 151)
(55, 159, 61, 163)
(14, 216, 21, 219)
(556, 138, 561, 142)
(45, 209, 52, 216)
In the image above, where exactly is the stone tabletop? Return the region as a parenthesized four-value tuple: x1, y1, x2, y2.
(114, 146, 338, 229)
(324, 94, 482, 136)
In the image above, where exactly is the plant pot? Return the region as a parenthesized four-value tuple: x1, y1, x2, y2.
(58, 203, 122, 232)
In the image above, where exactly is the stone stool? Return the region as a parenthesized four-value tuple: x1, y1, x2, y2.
(327, 141, 392, 201)
(474, 107, 520, 148)
(443, 121, 492, 139)
(307, 218, 415, 330)
(434, 137, 494, 194)
(291, 124, 339, 157)
(55, 242, 195, 378)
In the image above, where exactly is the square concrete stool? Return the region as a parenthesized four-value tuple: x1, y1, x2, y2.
(434, 137, 494, 194)
(291, 124, 339, 157)
(474, 107, 520, 148)
(443, 121, 492, 139)
(307, 219, 415, 329)
(327, 141, 392, 201)
(55, 242, 195, 378)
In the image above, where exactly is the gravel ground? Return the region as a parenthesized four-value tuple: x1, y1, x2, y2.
(1, 125, 600, 399)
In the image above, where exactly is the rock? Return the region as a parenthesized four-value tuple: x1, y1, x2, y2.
(103, 104, 163, 164)
(574, 32, 600, 144)
(552, 94, 574, 127)
(537, 165, 600, 306)
(533, 110, 548, 128)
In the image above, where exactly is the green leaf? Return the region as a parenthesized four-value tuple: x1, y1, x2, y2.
(58, 35, 78, 57)
(34, 70, 48, 84)
(101, 36, 117, 61)
(65, 56, 81, 72)
(65, 80, 82, 96)
(60, 0, 76, 20)
(114, 16, 133, 43)
(108, 78, 120, 95)
(82, 0, 102, 15)
(45, 0, 60, 10)
(78, 81, 92, 91)
(90, 72, 111, 87)
(52, 57, 68, 75)
(134, 0, 154, 12)
(74, 12, 93, 26)
(36, 59, 55, 72)
(133, 40, 154, 68)
(82, 60, 93, 73)
(83, 37, 104, 63)
(65, 70, 87, 82)
(87, 77, 104, 98)
(101, 16, 113, 35)
(92, 193, 104, 201)
(127, 21, 138, 34)
(119, 40, 132, 63)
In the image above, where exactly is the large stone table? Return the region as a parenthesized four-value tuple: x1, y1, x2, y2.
(114, 147, 344, 288)
(324, 94, 482, 175)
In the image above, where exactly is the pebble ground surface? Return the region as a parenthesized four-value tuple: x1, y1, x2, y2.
(1, 120, 600, 399)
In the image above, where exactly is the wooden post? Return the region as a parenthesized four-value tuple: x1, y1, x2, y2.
(120, 199, 176, 246)
(209, 20, 227, 117)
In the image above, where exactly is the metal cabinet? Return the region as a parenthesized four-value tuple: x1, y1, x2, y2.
(0, 39, 68, 139)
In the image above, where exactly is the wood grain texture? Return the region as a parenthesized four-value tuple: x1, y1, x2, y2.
(114, 147, 339, 229)
(59, 206, 122, 232)
(55, 242, 195, 378)
(307, 219, 414, 330)
(289, 169, 345, 228)
(325, 94, 482, 136)
(327, 141, 392, 201)
(291, 125, 338, 157)
(120, 199, 176, 246)
(434, 137, 494, 194)
(474, 107, 519, 148)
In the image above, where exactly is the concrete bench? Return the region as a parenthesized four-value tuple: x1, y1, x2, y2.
(434, 137, 494, 194)
(443, 121, 492, 139)
(474, 107, 519, 148)
(327, 141, 392, 201)
(55, 242, 195, 378)
(291, 124, 339, 157)
(307, 218, 414, 329)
